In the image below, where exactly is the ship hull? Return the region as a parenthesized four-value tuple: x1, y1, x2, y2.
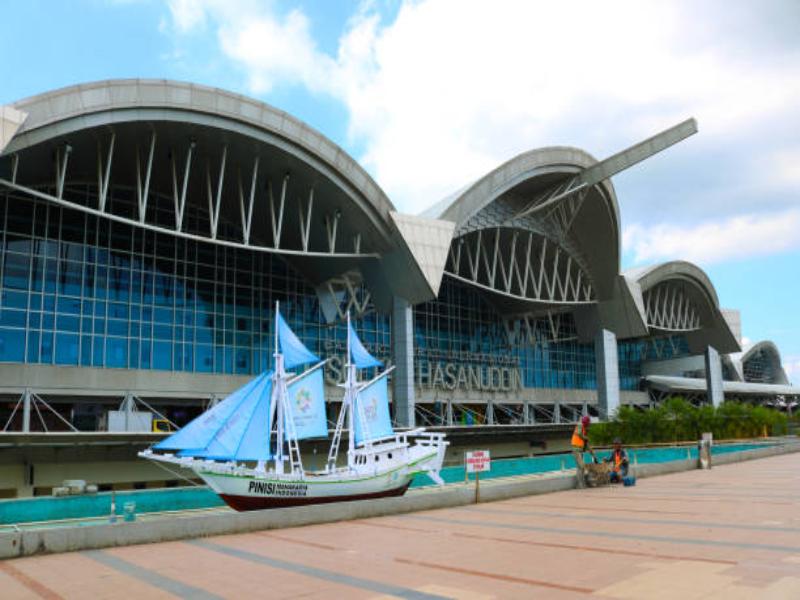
(219, 481, 411, 511)
(195, 448, 440, 512)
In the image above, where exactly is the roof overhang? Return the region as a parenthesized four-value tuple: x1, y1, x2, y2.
(616, 261, 740, 353)
(645, 375, 798, 397)
(0, 79, 455, 308)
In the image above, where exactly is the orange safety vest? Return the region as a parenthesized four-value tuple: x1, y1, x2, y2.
(571, 423, 586, 449)
(612, 450, 622, 472)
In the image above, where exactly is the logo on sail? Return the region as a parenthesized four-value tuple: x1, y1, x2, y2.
(294, 388, 313, 413)
(363, 396, 378, 421)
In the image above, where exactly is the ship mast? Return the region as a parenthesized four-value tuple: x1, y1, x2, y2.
(273, 301, 285, 474)
(346, 311, 356, 464)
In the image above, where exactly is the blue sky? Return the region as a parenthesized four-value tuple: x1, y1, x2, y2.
(1, 0, 798, 382)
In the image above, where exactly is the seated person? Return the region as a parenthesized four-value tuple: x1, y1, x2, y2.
(604, 437, 629, 483)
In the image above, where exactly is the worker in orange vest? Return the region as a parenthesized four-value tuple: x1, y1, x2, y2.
(571, 415, 596, 488)
(604, 437, 629, 483)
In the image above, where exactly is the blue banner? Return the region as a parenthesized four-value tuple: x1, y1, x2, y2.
(348, 320, 382, 369)
(285, 368, 328, 440)
(354, 375, 393, 445)
(278, 310, 319, 369)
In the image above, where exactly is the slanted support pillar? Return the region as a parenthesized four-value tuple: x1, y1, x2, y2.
(595, 328, 620, 419)
(486, 400, 495, 425)
(705, 346, 724, 408)
(553, 403, 561, 424)
(22, 388, 31, 433)
(446, 400, 454, 426)
(391, 297, 415, 428)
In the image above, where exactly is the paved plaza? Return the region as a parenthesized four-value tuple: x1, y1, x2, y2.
(2, 453, 799, 599)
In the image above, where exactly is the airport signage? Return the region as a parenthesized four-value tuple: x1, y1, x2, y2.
(322, 350, 523, 393)
(416, 361, 523, 392)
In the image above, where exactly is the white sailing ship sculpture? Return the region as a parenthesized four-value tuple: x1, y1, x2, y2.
(139, 305, 448, 511)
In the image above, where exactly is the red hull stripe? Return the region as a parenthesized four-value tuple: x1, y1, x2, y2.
(219, 481, 411, 511)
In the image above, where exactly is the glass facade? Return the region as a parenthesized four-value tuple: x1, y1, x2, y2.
(414, 278, 597, 391)
(0, 192, 390, 375)
(618, 334, 691, 390)
(0, 189, 692, 399)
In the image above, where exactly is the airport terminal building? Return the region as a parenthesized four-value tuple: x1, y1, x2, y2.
(0, 80, 796, 433)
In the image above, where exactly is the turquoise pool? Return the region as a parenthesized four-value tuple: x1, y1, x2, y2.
(410, 441, 775, 488)
(0, 441, 776, 526)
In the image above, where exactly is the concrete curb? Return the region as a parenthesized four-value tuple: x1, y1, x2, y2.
(2, 441, 798, 558)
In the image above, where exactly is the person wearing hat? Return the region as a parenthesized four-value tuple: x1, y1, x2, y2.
(604, 437, 629, 483)
(571, 415, 596, 488)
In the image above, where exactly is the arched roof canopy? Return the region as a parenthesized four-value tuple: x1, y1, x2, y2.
(1, 79, 400, 267)
(427, 147, 621, 314)
(625, 261, 740, 354)
(741, 341, 789, 385)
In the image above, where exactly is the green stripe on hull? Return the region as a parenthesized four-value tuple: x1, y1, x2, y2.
(198, 452, 438, 485)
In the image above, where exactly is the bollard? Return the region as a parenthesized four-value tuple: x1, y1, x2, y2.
(109, 491, 117, 524)
(698, 432, 713, 469)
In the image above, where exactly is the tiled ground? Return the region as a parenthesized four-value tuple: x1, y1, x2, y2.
(3, 453, 800, 599)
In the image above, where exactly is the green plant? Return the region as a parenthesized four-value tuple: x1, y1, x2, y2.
(588, 397, 788, 446)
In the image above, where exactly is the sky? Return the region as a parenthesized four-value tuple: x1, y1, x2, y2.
(1, 0, 798, 382)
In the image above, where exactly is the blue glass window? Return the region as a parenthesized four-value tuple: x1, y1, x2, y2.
(195, 345, 213, 372)
(55, 333, 79, 365)
(153, 341, 171, 370)
(3, 290, 28, 309)
(56, 315, 79, 332)
(106, 337, 127, 368)
(80, 336, 92, 366)
(40, 331, 53, 363)
(0, 309, 26, 327)
(27, 331, 40, 362)
(0, 328, 25, 362)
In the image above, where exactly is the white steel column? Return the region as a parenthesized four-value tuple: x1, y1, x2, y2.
(595, 328, 620, 419)
(705, 346, 724, 407)
(22, 388, 31, 433)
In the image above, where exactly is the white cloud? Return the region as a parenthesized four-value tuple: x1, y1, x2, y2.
(167, 0, 210, 32)
(164, 0, 335, 93)
(161, 1, 800, 265)
(768, 148, 800, 188)
(332, 1, 800, 213)
(623, 208, 800, 266)
(217, 9, 336, 94)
